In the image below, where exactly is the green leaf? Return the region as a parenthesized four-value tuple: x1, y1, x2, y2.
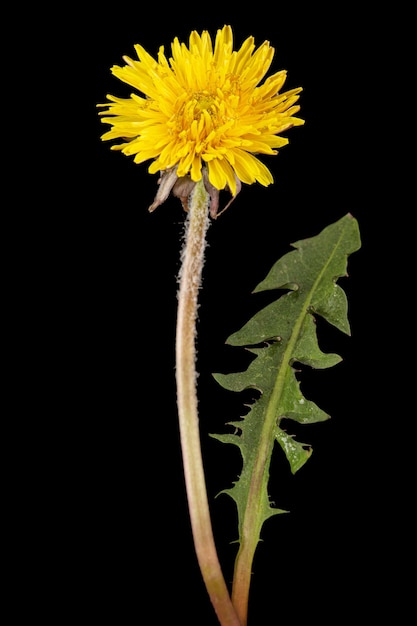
(211, 213, 361, 551)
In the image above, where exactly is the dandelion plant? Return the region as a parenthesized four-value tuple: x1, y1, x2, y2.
(98, 25, 361, 626)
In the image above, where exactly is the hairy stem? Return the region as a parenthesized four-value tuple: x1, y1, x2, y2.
(175, 179, 242, 626)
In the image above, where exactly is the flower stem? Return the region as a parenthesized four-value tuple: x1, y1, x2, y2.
(175, 179, 242, 626)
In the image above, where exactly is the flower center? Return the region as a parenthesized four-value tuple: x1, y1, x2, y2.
(193, 92, 216, 116)
(173, 91, 221, 139)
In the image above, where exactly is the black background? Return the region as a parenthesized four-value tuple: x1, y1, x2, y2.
(22, 4, 409, 625)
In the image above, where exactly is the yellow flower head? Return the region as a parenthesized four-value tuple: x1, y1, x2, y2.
(98, 25, 304, 216)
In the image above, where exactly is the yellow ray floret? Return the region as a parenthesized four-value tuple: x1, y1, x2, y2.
(98, 25, 304, 196)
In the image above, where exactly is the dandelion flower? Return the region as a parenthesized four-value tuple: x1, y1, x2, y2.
(98, 25, 304, 217)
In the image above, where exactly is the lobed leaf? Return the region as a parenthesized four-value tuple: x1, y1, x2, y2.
(211, 213, 361, 547)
